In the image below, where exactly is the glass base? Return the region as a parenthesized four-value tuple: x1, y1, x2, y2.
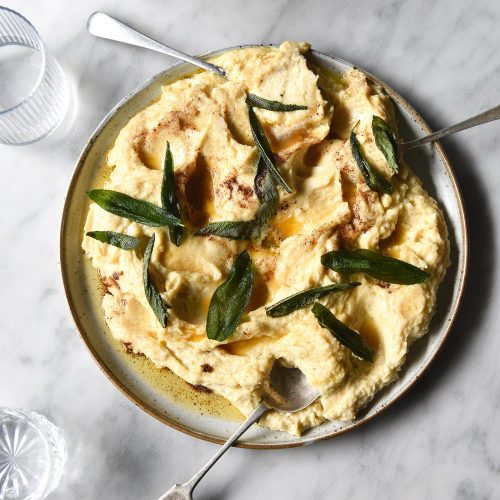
(0, 408, 66, 500)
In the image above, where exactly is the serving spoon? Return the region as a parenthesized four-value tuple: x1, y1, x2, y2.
(87, 11, 500, 159)
(157, 360, 320, 500)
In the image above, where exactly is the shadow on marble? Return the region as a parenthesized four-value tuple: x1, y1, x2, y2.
(198, 491, 232, 500)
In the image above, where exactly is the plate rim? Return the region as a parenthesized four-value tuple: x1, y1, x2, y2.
(60, 46, 469, 449)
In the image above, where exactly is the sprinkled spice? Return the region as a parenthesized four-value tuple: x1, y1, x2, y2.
(189, 383, 213, 394)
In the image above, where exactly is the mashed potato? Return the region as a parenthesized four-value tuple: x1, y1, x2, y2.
(83, 42, 449, 435)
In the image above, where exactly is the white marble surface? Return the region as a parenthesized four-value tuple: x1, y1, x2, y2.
(1, 0, 499, 498)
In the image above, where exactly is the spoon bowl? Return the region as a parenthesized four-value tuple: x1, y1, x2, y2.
(263, 361, 320, 413)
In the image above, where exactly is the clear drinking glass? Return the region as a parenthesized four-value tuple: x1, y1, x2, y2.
(0, 7, 69, 145)
(0, 408, 67, 499)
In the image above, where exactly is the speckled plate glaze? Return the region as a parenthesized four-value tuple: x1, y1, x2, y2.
(60, 47, 468, 449)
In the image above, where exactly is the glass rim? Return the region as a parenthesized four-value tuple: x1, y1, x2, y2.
(0, 6, 48, 116)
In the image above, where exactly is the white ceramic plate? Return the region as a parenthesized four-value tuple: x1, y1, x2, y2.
(60, 47, 468, 448)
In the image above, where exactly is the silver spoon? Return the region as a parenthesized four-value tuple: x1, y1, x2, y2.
(87, 12, 227, 79)
(397, 105, 500, 159)
(87, 11, 500, 158)
(157, 360, 320, 500)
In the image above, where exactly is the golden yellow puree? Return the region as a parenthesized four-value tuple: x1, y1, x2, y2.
(82, 42, 449, 436)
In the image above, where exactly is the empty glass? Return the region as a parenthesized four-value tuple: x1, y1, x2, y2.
(0, 408, 67, 499)
(0, 7, 69, 145)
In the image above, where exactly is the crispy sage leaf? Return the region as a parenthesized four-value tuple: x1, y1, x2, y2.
(350, 132, 393, 194)
(321, 249, 430, 285)
(195, 220, 257, 240)
(87, 190, 183, 228)
(253, 156, 279, 235)
(266, 282, 360, 317)
(143, 234, 169, 328)
(86, 231, 139, 250)
(161, 142, 183, 246)
(311, 302, 375, 362)
(248, 105, 292, 193)
(372, 115, 399, 173)
(246, 93, 308, 112)
(206, 250, 253, 341)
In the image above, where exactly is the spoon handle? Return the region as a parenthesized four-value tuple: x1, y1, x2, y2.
(157, 403, 268, 500)
(400, 104, 500, 153)
(87, 12, 227, 79)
